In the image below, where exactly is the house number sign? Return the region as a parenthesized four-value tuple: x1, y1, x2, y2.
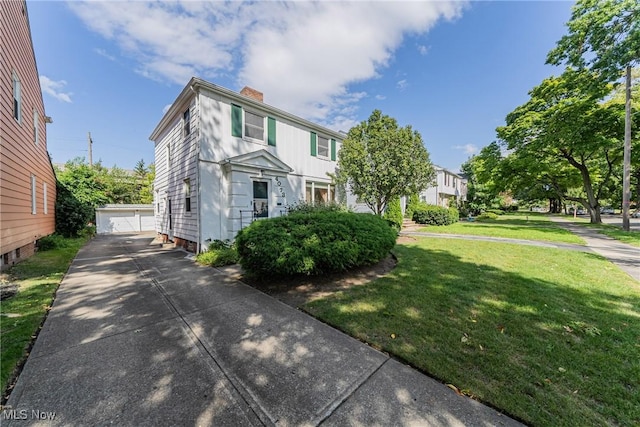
(275, 177, 286, 198)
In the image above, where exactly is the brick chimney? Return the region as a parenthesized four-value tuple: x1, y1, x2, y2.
(240, 86, 263, 102)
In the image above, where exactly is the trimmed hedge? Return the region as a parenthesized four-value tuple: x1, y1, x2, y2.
(413, 204, 459, 226)
(477, 212, 499, 220)
(236, 211, 397, 276)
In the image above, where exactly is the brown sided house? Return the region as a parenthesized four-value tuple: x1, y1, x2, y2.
(0, 1, 56, 270)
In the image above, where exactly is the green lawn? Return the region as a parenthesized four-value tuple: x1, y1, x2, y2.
(1, 236, 87, 400)
(305, 237, 640, 426)
(418, 214, 586, 245)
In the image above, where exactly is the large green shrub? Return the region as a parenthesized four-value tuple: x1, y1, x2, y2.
(383, 197, 403, 230)
(413, 204, 459, 226)
(236, 212, 397, 276)
(55, 181, 93, 237)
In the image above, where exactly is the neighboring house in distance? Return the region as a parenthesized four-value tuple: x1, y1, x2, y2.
(420, 166, 467, 208)
(150, 78, 342, 252)
(0, 1, 56, 270)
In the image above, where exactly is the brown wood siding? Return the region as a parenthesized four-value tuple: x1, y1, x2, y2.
(0, 1, 56, 256)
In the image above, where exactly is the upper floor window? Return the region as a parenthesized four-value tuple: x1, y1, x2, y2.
(31, 175, 36, 214)
(317, 136, 329, 158)
(13, 72, 21, 123)
(43, 182, 48, 214)
(183, 108, 191, 137)
(244, 110, 264, 141)
(231, 104, 276, 146)
(310, 132, 336, 160)
(33, 109, 39, 145)
(166, 144, 171, 169)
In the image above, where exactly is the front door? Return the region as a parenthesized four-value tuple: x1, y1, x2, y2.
(253, 181, 268, 218)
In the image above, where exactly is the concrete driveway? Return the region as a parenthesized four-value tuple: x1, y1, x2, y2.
(4, 233, 521, 426)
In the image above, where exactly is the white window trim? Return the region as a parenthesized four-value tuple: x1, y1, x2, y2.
(33, 109, 39, 145)
(243, 110, 266, 144)
(306, 180, 334, 203)
(317, 135, 330, 159)
(183, 108, 191, 137)
(184, 178, 191, 214)
(13, 71, 21, 123)
(43, 182, 48, 214)
(31, 175, 36, 214)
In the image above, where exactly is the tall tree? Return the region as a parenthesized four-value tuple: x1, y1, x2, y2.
(336, 110, 435, 215)
(460, 142, 505, 214)
(547, 0, 639, 228)
(497, 69, 623, 223)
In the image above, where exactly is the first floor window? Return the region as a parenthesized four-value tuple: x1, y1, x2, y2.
(31, 175, 36, 214)
(305, 181, 334, 204)
(184, 179, 191, 212)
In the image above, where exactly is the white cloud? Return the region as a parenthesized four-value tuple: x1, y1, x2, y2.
(95, 48, 115, 61)
(69, 1, 466, 128)
(162, 104, 172, 114)
(375, 94, 386, 100)
(39, 76, 72, 103)
(417, 44, 429, 55)
(454, 144, 479, 155)
(396, 79, 408, 90)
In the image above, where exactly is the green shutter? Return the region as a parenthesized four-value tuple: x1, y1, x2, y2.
(231, 104, 242, 137)
(310, 132, 317, 156)
(267, 117, 276, 146)
(330, 138, 337, 161)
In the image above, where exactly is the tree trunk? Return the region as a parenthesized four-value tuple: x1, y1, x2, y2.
(564, 155, 602, 224)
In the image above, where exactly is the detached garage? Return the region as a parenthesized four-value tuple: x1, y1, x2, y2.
(95, 204, 155, 234)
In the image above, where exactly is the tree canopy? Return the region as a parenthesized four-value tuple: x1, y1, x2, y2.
(497, 69, 625, 223)
(54, 158, 155, 235)
(336, 110, 434, 215)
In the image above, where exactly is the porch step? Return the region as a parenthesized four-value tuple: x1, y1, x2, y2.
(402, 219, 421, 230)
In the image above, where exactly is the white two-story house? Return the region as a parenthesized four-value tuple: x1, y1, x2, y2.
(420, 166, 467, 208)
(150, 78, 342, 252)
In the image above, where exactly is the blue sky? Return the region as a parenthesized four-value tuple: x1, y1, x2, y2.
(28, 1, 574, 172)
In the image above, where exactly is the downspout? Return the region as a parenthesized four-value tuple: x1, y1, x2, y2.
(190, 83, 202, 253)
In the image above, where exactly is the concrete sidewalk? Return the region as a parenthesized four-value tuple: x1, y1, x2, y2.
(548, 217, 639, 281)
(4, 234, 521, 426)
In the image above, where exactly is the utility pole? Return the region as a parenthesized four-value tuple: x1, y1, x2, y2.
(622, 65, 632, 231)
(88, 131, 93, 166)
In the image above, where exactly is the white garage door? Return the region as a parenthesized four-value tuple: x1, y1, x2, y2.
(96, 206, 155, 234)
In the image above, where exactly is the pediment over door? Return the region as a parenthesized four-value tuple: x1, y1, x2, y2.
(221, 149, 293, 175)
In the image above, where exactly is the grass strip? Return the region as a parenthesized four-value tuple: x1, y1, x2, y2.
(305, 237, 640, 426)
(419, 215, 585, 245)
(1, 236, 87, 401)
